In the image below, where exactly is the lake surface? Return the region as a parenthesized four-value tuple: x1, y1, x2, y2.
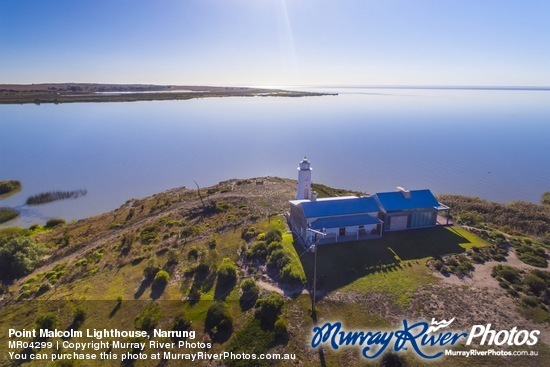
(1, 88, 549, 227)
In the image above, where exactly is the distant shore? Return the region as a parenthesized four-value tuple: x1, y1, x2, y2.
(0, 83, 334, 104)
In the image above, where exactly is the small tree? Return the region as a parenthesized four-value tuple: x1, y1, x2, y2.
(255, 292, 284, 327)
(239, 278, 259, 309)
(217, 258, 237, 286)
(0, 235, 46, 281)
(264, 229, 282, 244)
(205, 302, 233, 340)
(154, 270, 170, 286)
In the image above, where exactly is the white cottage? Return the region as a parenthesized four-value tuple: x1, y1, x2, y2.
(288, 158, 382, 246)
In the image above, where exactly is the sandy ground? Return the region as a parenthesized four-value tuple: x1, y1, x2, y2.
(412, 249, 550, 344)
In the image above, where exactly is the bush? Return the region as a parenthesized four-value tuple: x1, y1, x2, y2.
(172, 315, 192, 340)
(274, 317, 288, 340)
(523, 273, 546, 295)
(266, 249, 290, 270)
(188, 247, 199, 260)
(73, 307, 86, 327)
(247, 241, 268, 260)
(154, 270, 170, 285)
(264, 229, 282, 244)
(45, 218, 66, 228)
(217, 258, 237, 285)
(0, 235, 46, 281)
(492, 265, 521, 283)
(143, 258, 161, 279)
(240, 279, 260, 309)
(522, 296, 539, 307)
(255, 293, 284, 327)
(135, 305, 161, 334)
(458, 212, 481, 226)
(36, 313, 57, 330)
(241, 227, 258, 242)
(432, 259, 443, 271)
(279, 264, 305, 286)
(205, 302, 233, 339)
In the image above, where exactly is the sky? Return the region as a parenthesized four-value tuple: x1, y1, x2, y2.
(1, 0, 549, 86)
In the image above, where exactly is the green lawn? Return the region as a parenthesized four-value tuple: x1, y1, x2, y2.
(296, 226, 489, 303)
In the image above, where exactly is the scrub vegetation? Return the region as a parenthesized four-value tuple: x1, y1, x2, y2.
(0, 178, 547, 367)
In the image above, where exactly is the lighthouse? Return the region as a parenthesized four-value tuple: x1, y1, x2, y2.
(296, 157, 312, 200)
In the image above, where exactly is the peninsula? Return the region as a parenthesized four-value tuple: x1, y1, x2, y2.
(0, 83, 333, 105)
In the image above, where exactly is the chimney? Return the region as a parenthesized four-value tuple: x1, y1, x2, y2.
(396, 186, 410, 199)
(311, 191, 318, 202)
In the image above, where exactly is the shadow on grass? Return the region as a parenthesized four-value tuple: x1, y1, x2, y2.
(150, 282, 167, 300)
(298, 227, 468, 294)
(134, 277, 153, 299)
(109, 300, 122, 318)
(214, 279, 236, 301)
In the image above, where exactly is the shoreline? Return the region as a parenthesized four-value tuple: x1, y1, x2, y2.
(0, 83, 335, 105)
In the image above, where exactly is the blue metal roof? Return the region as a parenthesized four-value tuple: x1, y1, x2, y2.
(301, 196, 380, 218)
(374, 189, 440, 212)
(310, 214, 382, 230)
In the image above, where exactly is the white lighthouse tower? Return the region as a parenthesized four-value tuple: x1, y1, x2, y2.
(296, 157, 312, 200)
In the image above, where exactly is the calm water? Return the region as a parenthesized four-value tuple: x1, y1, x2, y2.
(1, 88, 549, 227)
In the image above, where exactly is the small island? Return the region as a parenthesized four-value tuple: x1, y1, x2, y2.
(0, 83, 334, 105)
(0, 207, 19, 224)
(26, 189, 87, 205)
(0, 180, 21, 196)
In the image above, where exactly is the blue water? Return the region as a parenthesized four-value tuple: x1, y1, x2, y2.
(1, 88, 549, 227)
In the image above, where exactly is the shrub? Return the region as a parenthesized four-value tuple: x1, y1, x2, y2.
(491, 265, 521, 283)
(154, 270, 170, 285)
(240, 279, 260, 309)
(215, 201, 230, 212)
(458, 212, 481, 226)
(264, 229, 282, 244)
(432, 259, 443, 271)
(172, 315, 192, 339)
(143, 258, 161, 279)
(247, 241, 268, 260)
(140, 225, 159, 244)
(0, 235, 46, 281)
(36, 313, 57, 330)
(523, 273, 546, 295)
(205, 302, 233, 338)
(522, 296, 539, 308)
(279, 264, 305, 286)
(241, 227, 258, 241)
(45, 218, 66, 228)
(217, 258, 237, 286)
(135, 305, 161, 334)
(274, 317, 288, 340)
(255, 293, 284, 327)
(188, 247, 199, 260)
(266, 249, 290, 270)
(73, 307, 86, 327)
